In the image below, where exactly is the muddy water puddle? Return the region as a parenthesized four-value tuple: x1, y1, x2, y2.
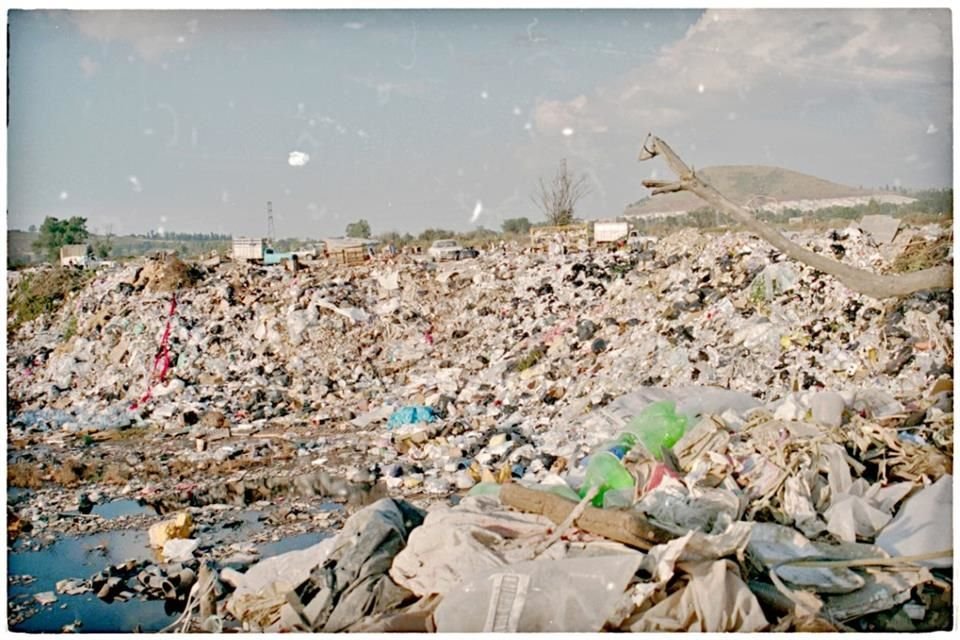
(8, 529, 176, 632)
(8, 504, 339, 632)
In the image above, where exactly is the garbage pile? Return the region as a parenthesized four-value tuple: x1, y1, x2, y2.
(6, 221, 953, 632)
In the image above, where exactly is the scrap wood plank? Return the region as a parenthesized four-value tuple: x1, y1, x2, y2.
(499, 483, 676, 550)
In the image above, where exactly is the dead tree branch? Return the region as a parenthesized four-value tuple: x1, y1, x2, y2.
(532, 159, 592, 226)
(637, 134, 952, 299)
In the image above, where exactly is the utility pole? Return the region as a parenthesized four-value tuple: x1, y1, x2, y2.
(266, 201, 275, 243)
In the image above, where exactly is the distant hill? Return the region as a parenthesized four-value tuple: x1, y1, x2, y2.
(624, 165, 889, 217)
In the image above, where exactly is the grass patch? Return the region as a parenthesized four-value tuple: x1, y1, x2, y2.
(102, 464, 131, 485)
(8, 463, 44, 489)
(891, 235, 952, 273)
(514, 346, 547, 372)
(51, 458, 96, 486)
(63, 315, 78, 341)
(9, 268, 93, 334)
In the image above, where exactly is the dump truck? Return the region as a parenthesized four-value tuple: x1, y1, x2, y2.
(232, 237, 296, 265)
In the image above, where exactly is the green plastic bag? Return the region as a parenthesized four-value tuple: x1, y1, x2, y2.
(579, 452, 635, 507)
(626, 400, 688, 460)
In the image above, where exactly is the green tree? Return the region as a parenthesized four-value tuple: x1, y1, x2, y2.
(501, 217, 532, 234)
(345, 219, 372, 239)
(418, 228, 456, 243)
(95, 240, 113, 259)
(33, 216, 89, 262)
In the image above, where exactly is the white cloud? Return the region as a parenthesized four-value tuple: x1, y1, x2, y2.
(128, 176, 142, 193)
(534, 95, 607, 135)
(343, 22, 365, 30)
(59, 191, 69, 201)
(536, 9, 950, 136)
(288, 151, 310, 167)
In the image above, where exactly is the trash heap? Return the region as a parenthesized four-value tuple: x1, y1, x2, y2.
(6, 220, 953, 632)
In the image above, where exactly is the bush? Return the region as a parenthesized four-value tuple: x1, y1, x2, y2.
(9, 268, 93, 334)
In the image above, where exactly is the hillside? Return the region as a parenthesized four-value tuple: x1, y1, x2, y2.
(624, 165, 879, 216)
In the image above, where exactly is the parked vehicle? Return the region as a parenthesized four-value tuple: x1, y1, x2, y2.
(233, 237, 296, 265)
(60, 244, 91, 268)
(593, 221, 630, 245)
(427, 239, 465, 261)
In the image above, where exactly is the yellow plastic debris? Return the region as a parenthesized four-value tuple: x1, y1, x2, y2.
(148, 512, 193, 548)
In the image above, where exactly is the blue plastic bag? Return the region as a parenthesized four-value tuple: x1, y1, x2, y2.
(386, 405, 436, 430)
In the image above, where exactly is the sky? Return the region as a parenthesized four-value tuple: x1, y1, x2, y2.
(6, 7, 953, 238)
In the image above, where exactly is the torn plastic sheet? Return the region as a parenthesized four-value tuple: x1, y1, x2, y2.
(672, 418, 732, 471)
(629, 559, 769, 632)
(374, 270, 400, 291)
(819, 442, 915, 543)
(315, 298, 370, 324)
(823, 567, 934, 622)
(635, 476, 741, 534)
(747, 523, 868, 594)
(279, 498, 424, 632)
(750, 263, 799, 301)
(876, 474, 952, 568)
(389, 495, 557, 598)
(433, 554, 645, 632)
(783, 472, 827, 538)
(226, 536, 338, 629)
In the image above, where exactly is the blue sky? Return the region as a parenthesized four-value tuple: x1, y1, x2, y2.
(7, 8, 953, 238)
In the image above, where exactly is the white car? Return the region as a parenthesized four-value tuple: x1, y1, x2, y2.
(427, 239, 465, 261)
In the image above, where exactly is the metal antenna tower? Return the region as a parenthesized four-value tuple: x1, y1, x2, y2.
(266, 201, 275, 243)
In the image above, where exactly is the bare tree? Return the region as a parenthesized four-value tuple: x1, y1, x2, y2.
(532, 159, 591, 226)
(638, 134, 951, 299)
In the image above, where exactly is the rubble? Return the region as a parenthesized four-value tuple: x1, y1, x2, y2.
(6, 224, 953, 632)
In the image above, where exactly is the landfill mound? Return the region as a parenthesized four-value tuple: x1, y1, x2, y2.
(6, 221, 953, 632)
(134, 253, 204, 292)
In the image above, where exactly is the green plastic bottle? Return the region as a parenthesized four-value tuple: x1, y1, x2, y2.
(626, 400, 688, 460)
(579, 451, 636, 507)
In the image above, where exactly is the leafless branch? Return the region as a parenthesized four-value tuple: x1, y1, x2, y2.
(531, 159, 592, 226)
(637, 134, 952, 299)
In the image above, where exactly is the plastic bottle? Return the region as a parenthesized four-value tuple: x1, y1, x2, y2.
(579, 451, 635, 507)
(625, 400, 688, 460)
